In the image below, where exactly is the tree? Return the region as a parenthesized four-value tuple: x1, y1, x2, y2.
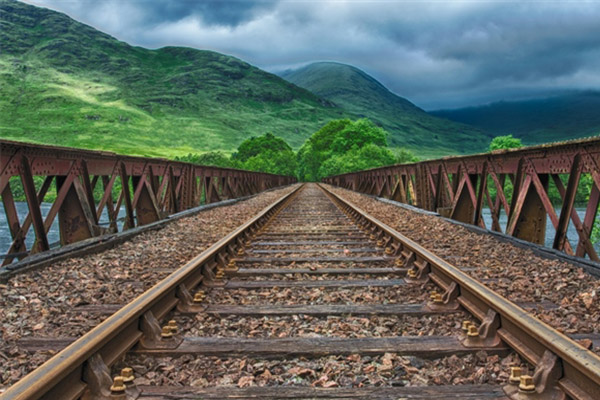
(318, 143, 396, 178)
(297, 118, 395, 181)
(489, 135, 523, 151)
(176, 151, 233, 168)
(392, 148, 419, 164)
(234, 133, 297, 176)
(232, 133, 293, 163)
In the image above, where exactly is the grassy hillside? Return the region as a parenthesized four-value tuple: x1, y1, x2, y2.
(280, 62, 493, 158)
(0, 0, 347, 157)
(431, 92, 600, 145)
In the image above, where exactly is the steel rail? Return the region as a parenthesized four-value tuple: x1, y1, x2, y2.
(1, 184, 304, 400)
(319, 183, 600, 400)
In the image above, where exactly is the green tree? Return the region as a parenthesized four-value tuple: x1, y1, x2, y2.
(489, 135, 523, 151)
(297, 118, 398, 181)
(392, 148, 419, 164)
(232, 133, 293, 163)
(234, 133, 297, 176)
(318, 143, 396, 178)
(175, 151, 234, 168)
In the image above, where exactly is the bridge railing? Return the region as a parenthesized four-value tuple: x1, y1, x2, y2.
(0, 139, 296, 265)
(323, 137, 600, 261)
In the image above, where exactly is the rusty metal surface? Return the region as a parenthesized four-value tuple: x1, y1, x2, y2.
(5, 182, 600, 399)
(322, 137, 600, 261)
(0, 139, 296, 264)
(0, 184, 303, 400)
(320, 183, 600, 400)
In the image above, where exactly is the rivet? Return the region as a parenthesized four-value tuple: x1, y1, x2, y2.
(509, 367, 522, 385)
(110, 376, 126, 394)
(121, 367, 135, 383)
(518, 375, 535, 392)
(461, 320, 471, 331)
(161, 325, 174, 339)
(467, 325, 479, 337)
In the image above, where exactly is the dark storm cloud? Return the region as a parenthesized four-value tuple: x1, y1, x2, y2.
(135, 0, 275, 27)
(21, 0, 600, 109)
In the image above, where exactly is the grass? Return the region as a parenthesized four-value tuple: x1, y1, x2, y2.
(0, 0, 348, 157)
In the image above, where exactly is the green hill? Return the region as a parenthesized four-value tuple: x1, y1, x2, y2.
(280, 62, 493, 158)
(0, 0, 347, 157)
(431, 92, 600, 145)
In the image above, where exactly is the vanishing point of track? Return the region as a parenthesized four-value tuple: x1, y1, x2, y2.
(3, 183, 600, 399)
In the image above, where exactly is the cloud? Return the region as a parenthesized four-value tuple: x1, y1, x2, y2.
(21, 0, 600, 109)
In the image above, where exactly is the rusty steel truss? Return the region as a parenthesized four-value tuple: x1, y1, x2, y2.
(323, 137, 600, 261)
(0, 140, 295, 265)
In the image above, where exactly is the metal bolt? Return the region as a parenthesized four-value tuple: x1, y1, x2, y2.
(407, 269, 416, 278)
(518, 375, 535, 393)
(110, 376, 126, 394)
(461, 320, 472, 332)
(369, 234, 377, 240)
(167, 320, 178, 334)
(467, 325, 479, 337)
(237, 248, 245, 255)
(430, 290, 439, 300)
(193, 292, 205, 303)
(433, 293, 444, 304)
(509, 367, 522, 385)
(121, 367, 135, 384)
(385, 247, 394, 255)
(161, 325, 173, 339)
(376, 239, 384, 247)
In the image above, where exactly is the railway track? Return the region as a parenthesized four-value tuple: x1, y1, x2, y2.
(3, 183, 600, 399)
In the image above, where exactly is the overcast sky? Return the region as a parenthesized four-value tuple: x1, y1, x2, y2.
(22, 0, 600, 110)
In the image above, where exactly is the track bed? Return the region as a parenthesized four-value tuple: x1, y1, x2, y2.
(4, 184, 599, 400)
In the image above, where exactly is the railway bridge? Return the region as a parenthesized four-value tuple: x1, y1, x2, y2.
(1, 138, 600, 399)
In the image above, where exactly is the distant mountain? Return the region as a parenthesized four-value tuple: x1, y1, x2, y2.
(431, 92, 600, 145)
(0, 0, 347, 157)
(280, 62, 492, 157)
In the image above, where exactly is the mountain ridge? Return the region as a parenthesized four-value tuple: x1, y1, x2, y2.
(1, 0, 492, 160)
(0, 0, 346, 157)
(280, 62, 493, 157)
(431, 91, 600, 144)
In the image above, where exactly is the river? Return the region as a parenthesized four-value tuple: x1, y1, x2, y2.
(0, 202, 126, 255)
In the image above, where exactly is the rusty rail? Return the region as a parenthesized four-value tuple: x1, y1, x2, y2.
(0, 139, 296, 265)
(1, 184, 303, 400)
(320, 183, 600, 400)
(4, 182, 600, 399)
(323, 137, 600, 261)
